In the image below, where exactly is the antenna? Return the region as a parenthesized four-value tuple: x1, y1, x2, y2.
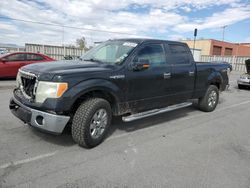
(193, 28, 197, 55)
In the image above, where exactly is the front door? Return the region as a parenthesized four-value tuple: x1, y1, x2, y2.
(0, 53, 26, 77)
(126, 42, 172, 112)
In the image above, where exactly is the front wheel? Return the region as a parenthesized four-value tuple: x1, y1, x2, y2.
(198, 85, 219, 112)
(71, 98, 112, 148)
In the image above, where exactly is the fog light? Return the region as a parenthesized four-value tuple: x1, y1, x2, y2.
(35, 115, 44, 126)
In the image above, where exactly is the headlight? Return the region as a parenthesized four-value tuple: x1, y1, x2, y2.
(16, 71, 21, 88)
(35, 81, 68, 103)
(227, 68, 231, 76)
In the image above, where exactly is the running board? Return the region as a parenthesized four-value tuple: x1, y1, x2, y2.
(122, 102, 192, 122)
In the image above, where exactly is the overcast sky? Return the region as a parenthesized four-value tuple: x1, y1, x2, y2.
(0, 0, 250, 46)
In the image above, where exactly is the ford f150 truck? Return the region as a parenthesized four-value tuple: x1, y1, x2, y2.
(9, 39, 231, 148)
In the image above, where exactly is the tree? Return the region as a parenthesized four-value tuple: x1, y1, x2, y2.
(76, 37, 88, 50)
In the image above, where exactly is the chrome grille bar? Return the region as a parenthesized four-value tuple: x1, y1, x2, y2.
(17, 70, 37, 100)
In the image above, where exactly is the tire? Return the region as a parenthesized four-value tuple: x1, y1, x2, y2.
(198, 85, 219, 112)
(238, 84, 244, 89)
(71, 98, 112, 148)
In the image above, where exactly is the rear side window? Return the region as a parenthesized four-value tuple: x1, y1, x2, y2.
(169, 44, 190, 65)
(5, 54, 26, 61)
(134, 44, 166, 68)
(169, 44, 187, 54)
(27, 54, 44, 61)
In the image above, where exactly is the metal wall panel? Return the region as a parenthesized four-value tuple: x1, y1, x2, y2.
(25, 43, 85, 60)
(201, 55, 250, 72)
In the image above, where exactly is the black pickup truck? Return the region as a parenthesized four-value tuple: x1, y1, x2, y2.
(9, 39, 231, 148)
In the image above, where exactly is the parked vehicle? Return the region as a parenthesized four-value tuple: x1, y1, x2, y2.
(64, 55, 73, 60)
(0, 52, 54, 78)
(0, 48, 8, 54)
(9, 39, 231, 148)
(237, 59, 250, 89)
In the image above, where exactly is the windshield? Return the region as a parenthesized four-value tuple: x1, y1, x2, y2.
(81, 40, 138, 65)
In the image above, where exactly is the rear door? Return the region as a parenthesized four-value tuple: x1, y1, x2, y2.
(167, 43, 195, 102)
(126, 42, 172, 111)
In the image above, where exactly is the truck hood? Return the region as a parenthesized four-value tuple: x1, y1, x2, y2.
(245, 59, 250, 74)
(21, 60, 115, 80)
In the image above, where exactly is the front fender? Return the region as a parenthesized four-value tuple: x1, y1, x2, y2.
(54, 79, 124, 112)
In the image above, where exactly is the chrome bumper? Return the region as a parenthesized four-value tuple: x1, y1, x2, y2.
(237, 80, 250, 86)
(9, 97, 70, 134)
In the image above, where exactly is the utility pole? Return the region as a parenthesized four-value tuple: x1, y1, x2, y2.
(222, 25, 227, 41)
(62, 25, 65, 46)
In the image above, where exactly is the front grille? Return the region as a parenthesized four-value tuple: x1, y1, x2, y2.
(18, 70, 37, 99)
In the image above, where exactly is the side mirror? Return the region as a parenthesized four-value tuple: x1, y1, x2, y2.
(0, 58, 7, 63)
(132, 59, 150, 71)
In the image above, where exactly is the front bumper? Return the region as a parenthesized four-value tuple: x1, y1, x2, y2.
(237, 78, 250, 86)
(9, 96, 70, 134)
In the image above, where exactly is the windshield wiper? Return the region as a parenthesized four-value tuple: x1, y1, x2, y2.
(83, 58, 103, 63)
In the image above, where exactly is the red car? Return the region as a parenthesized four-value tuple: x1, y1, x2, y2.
(0, 52, 54, 78)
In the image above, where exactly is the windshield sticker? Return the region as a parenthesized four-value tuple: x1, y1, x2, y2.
(123, 42, 137, 47)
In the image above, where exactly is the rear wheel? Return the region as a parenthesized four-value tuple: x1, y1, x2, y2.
(71, 98, 112, 148)
(198, 85, 219, 112)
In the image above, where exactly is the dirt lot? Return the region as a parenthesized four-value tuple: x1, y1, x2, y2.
(0, 71, 250, 188)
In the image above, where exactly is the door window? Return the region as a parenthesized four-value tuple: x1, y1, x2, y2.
(27, 54, 44, 61)
(133, 44, 166, 68)
(5, 54, 26, 61)
(169, 44, 190, 65)
(169, 44, 187, 54)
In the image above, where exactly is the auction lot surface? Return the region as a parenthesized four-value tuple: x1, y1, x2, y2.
(0, 72, 250, 188)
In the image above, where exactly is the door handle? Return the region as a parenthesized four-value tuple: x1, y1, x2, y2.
(163, 72, 171, 79)
(189, 71, 195, 76)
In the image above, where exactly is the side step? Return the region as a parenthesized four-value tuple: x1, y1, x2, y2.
(122, 102, 192, 122)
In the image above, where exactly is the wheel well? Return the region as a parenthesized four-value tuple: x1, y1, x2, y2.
(210, 82, 220, 90)
(71, 90, 117, 115)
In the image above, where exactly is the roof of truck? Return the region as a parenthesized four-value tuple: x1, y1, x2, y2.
(110, 38, 186, 45)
